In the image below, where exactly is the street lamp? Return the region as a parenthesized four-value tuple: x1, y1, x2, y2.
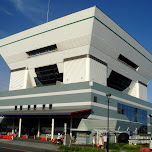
(106, 92, 111, 152)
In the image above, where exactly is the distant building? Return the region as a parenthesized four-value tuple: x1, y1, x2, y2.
(0, 6, 152, 144)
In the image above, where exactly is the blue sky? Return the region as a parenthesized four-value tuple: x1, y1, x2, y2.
(0, 0, 152, 101)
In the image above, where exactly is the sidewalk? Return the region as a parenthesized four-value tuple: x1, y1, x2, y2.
(0, 137, 60, 151)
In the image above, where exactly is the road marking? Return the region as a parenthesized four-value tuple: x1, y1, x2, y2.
(0, 146, 32, 152)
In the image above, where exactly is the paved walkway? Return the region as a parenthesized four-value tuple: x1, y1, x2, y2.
(0, 138, 60, 151)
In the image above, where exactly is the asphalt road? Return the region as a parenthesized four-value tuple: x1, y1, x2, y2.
(0, 142, 57, 152)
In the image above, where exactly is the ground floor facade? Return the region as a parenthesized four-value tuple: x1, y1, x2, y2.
(0, 81, 151, 144)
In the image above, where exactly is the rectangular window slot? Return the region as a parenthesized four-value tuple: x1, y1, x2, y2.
(118, 54, 139, 70)
(34, 105, 36, 110)
(94, 96, 97, 103)
(35, 64, 63, 86)
(43, 104, 45, 110)
(20, 106, 22, 110)
(49, 104, 52, 109)
(28, 105, 30, 110)
(26, 44, 57, 57)
(15, 106, 17, 110)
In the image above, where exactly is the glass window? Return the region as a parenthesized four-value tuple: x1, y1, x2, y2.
(34, 105, 36, 110)
(43, 104, 45, 110)
(20, 106, 22, 110)
(126, 106, 129, 111)
(94, 96, 97, 103)
(122, 105, 125, 110)
(49, 104, 52, 109)
(28, 105, 30, 110)
(117, 103, 147, 124)
(15, 106, 17, 110)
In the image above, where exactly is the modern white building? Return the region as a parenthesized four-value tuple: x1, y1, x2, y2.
(0, 6, 152, 143)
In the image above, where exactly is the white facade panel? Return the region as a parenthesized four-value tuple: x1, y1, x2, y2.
(89, 46, 149, 84)
(138, 83, 147, 101)
(64, 58, 87, 84)
(94, 7, 152, 64)
(91, 17, 152, 81)
(128, 81, 138, 98)
(9, 70, 28, 91)
(90, 58, 107, 85)
(0, 19, 93, 66)
(0, 7, 95, 47)
(9, 45, 90, 70)
(26, 72, 34, 89)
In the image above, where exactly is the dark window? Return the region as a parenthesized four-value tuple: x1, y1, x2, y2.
(28, 105, 30, 110)
(15, 106, 17, 110)
(20, 106, 22, 110)
(35, 64, 63, 86)
(43, 104, 45, 110)
(118, 54, 139, 70)
(26, 44, 57, 57)
(94, 96, 97, 103)
(34, 105, 36, 110)
(49, 104, 52, 109)
(107, 71, 132, 91)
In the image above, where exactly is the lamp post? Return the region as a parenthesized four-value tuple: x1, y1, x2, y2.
(106, 92, 111, 152)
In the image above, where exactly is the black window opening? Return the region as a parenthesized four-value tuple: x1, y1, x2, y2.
(26, 44, 57, 57)
(20, 106, 22, 111)
(15, 106, 17, 110)
(107, 71, 132, 91)
(118, 54, 139, 70)
(34, 105, 36, 110)
(94, 96, 97, 103)
(35, 64, 63, 86)
(43, 104, 45, 110)
(28, 105, 30, 110)
(49, 104, 52, 109)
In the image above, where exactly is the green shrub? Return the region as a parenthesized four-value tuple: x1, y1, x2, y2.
(80, 146, 92, 152)
(110, 150, 120, 152)
(125, 150, 140, 152)
(58, 145, 65, 150)
(109, 143, 120, 150)
(58, 145, 71, 151)
(70, 146, 81, 151)
(122, 144, 140, 150)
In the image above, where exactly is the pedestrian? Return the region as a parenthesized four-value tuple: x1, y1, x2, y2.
(14, 128, 17, 137)
(98, 134, 103, 149)
(103, 134, 107, 149)
(92, 134, 95, 148)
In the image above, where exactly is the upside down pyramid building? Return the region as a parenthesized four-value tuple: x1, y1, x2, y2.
(0, 6, 152, 143)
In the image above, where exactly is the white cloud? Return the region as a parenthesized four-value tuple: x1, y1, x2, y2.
(9, 0, 48, 24)
(0, 6, 14, 16)
(0, 30, 8, 39)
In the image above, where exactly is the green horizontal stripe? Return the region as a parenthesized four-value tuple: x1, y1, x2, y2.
(94, 17, 152, 63)
(0, 16, 94, 48)
(0, 15, 151, 63)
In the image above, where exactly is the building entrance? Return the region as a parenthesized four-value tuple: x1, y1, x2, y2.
(22, 118, 38, 136)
